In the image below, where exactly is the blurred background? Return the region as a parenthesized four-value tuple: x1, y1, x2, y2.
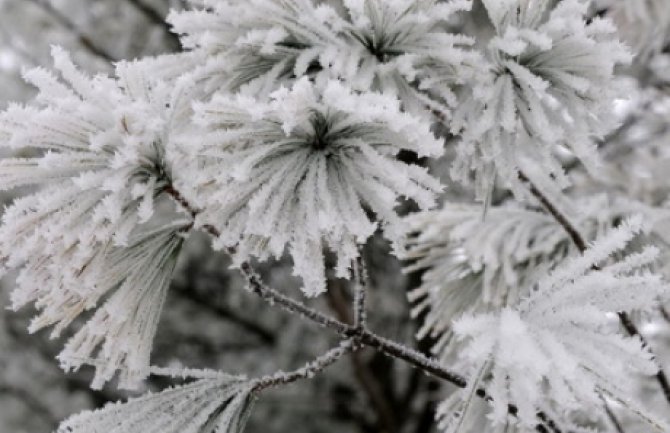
(1, 1, 670, 432)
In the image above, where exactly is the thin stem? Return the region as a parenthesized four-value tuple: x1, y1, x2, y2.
(518, 172, 587, 252)
(618, 312, 670, 402)
(164, 185, 554, 432)
(235, 259, 469, 387)
(124, 0, 181, 50)
(251, 340, 357, 393)
(25, 0, 117, 63)
(353, 255, 368, 329)
(601, 395, 626, 433)
(520, 170, 670, 407)
(164, 185, 468, 386)
(660, 305, 670, 324)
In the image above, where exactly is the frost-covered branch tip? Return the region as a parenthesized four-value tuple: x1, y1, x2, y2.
(449, 218, 670, 431)
(174, 77, 444, 296)
(451, 0, 631, 199)
(0, 49, 194, 389)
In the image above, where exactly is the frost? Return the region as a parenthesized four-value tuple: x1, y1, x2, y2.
(452, 218, 670, 430)
(56, 223, 187, 389)
(167, 0, 481, 118)
(0, 2, 668, 433)
(450, 0, 632, 199)
(0, 48, 191, 389)
(57, 372, 254, 433)
(176, 78, 443, 296)
(403, 204, 574, 358)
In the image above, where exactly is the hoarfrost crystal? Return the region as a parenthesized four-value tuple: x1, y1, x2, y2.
(0, 47, 189, 388)
(450, 218, 669, 430)
(176, 77, 443, 295)
(451, 0, 631, 198)
(57, 370, 254, 433)
(168, 0, 480, 118)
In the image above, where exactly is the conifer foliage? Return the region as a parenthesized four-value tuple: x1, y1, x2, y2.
(1, 0, 669, 432)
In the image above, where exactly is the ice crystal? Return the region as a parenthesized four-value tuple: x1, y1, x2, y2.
(0, 48, 190, 388)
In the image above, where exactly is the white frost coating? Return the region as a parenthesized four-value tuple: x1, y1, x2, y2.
(452, 218, 670, 430)
(57, 223, 186, 389)
(450, 0, 632, 199)
(0, 48, 191, 389)
(167, 0, 481, 118)
(0, 2, 667, 433)
(175, 77, 444, 296)
(402, 204, 574, 358)
(56, 373, 254, 433)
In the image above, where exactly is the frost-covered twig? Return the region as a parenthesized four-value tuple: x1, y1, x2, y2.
(519, 171, 587, 252)
(251, 340, 357, 393)
(601, 396, 626, 433)
(353, 255, 368, 329)
(165, 184, 557, 432)
(163, 185, 469, 385)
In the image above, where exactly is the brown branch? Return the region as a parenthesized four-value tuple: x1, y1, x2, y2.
(660, 305, 670, 324)
(327, 279, 399, 433)
(518, 171, 587, 252)
(251, 340, 356, 393)
(25, 0, 117, 63)
(618, 312, 670, 403)
(124, 0, 181, 50)
(520, 170, 670, 407)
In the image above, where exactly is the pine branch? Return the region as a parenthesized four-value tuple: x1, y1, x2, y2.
(326, 280, 400, 433)
(164, 184, 559, 433)
(520, 170, 670, 407)
(163, 185, 468, 386)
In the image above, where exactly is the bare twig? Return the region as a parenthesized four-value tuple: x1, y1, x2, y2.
(618, 311, 670, 403)
(660, 305, 670, 323)
(25, 0, 117, 63)
(518, 171, 587, 252)
(520, 170, 670, 407)
(124, 0, 181, 50)
(327, 280, 399, 433)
